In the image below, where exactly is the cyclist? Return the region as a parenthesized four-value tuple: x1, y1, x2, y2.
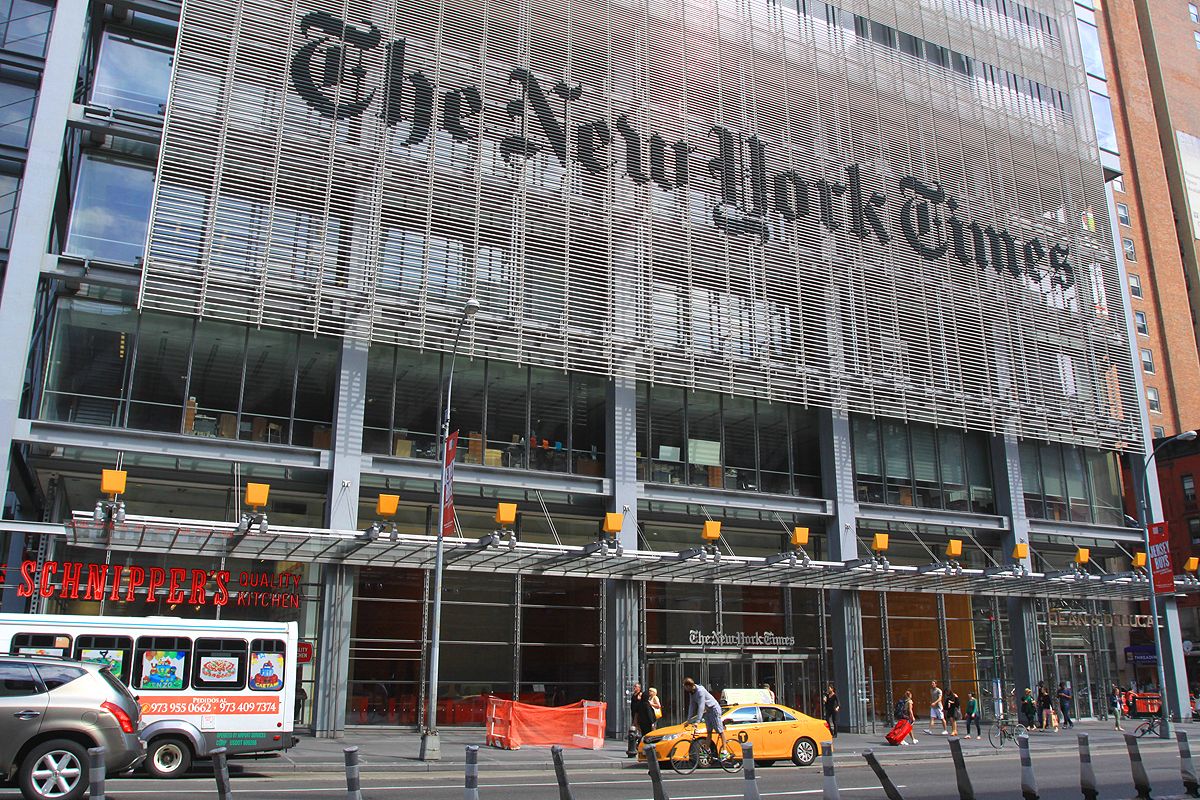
(683, 677, 728, 759)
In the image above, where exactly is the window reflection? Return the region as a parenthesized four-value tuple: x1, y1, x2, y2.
(40, 298, 135, 426)
(0, 172, 19, 248)
(91, 31, 173, 116)
(1021, 440, 1122, 525)
(0, 0, 52, 57)
(0, 69, 37, 148)
(66, 156, 155, 264)
(1090, 92, 1119, 154)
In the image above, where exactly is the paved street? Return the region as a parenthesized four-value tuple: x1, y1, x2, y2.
(2, 724, 1196, 799)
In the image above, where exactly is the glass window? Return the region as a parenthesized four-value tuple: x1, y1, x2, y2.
(939, 429, 968, 510)
(1191, 2, 1198, 22)
(0, 71, 37, 148)
(0, 173, 17, 248)
(791, 407, 821, 496)
(241, 327, 297, 443)
(1039, 442, 1067, 519)
(1183, 475, 1196, 503)
(571, 373, 606, 475)
(1135, 311, 1149, 335)
(134, 636, 191, 691)
(0, 0, 52, 56)
(1117, 203, 1131, 226)
(911, 425, 940, 508)
(1020, 440, 1043, 517)
(11, 633, 70, 656)
(130, 312, 191, 433)
(1112, 175, 1125, 193)
(724, 706, 760, 725)
(760, 705, 795, 722)
(650, 385, 685, 485)
(1141, 348, 1155, 373)
(686, 391, 721, 488)
(91, 30, 173, 116)
(486, 360, 528, 469)
(293, 335, 338, 447)
(1123, 237, 1136, 261)
(41, 298, 135, 427)
(193, 638, 248, 690)
(1063, 446, 1091, 522)
(882, 421, 912, 505)
(188, 319, 246, 438)
(392, 348, 441, 459)
(1129, 274, 1143, 297)
(1090, 92, 1119, 154)
(75, 635, 133, 685)
(1086, 448, 1122, 525)
(528, 367, 567, 472)
(1077, 19, 1106, 78)
(1194, 30, 1200, 48)
(1154, 425, 1166, 439)
(757, 401, 790, 494)
(1189, 517, 1200, 542)
(363, 345, 395, 455)
(724, 394, 756, 491)
(248, 640, 286, 691)
(964, 431, 995, 514)
(0, 663, 39, 697)
(66, 156, 156, 264)
(1147, 386, 1161, 412)
(35, 664, 86, 690)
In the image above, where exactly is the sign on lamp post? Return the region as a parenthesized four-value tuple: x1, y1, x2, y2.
(1149, 522, 1175, 595)
(442, 431, 458, 538)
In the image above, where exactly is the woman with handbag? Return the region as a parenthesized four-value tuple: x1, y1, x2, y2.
(648, 687, 663, 722)
(944, 687, 961, 737)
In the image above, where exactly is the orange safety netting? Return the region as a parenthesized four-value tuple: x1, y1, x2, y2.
(485, 698, 607, 750)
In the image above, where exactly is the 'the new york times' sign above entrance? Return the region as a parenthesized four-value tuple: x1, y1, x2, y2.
(141, 0, 1139, 448)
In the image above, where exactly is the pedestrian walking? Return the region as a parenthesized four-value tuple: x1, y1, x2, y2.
(762, 683, 776, 703)
(945, 687, 961, 737)
(628, 682, 655, 756)
(1056, 682, 1074, 728)
(927, 680, 947, 735)
(1021, 688, 1038, 729)
(824, 684, 840, 738)
(902, 689, 918, 744)
(1109, 684, 1124, 731)
(964, 692, 982, 739)
(1037, 686, 1054, 730)
(648, 687, 662, 722)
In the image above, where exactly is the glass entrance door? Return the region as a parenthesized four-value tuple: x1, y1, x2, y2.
(1056, 653, 1093, 719)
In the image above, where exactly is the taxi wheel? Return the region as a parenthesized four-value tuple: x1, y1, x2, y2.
(755, 760, 777, 767)
(791, 737, 818, 767)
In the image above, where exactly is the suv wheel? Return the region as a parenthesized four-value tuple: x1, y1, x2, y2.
(145, 737, 192, 778)
(18, 739, 89, 800)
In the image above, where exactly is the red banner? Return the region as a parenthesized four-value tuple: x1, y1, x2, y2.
(1149, 522, 1175, 595)
(442, 431, 459, 538)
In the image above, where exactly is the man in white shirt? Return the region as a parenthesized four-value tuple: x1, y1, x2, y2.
(927, 680, 947, 735)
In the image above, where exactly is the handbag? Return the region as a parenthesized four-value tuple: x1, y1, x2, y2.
(653, 706, 662, 719)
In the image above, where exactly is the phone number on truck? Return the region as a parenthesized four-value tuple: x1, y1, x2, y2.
(139, 696, 281, 715)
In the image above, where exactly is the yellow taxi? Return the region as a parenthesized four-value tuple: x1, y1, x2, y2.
(637, 703, 830, 767)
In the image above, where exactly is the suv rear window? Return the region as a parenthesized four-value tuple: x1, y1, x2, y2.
(36, 664, 86, 690)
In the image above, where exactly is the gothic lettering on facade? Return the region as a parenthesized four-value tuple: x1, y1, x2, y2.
(688, 629, 797, 648)
(288, 12, 1076, 294)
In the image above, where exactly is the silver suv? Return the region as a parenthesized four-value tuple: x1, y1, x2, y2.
(0, 656, 144, 800)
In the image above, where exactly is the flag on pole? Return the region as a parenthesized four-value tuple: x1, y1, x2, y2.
(442, 430, 459, 538)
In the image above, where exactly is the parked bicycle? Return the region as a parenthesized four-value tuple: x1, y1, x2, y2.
(667, 722, 744, 774)
(1134, 716, 1163, 738)
(988, 715, 1028, 749)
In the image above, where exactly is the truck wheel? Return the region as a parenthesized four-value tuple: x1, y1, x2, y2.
(18, 738, 89, 800)
(145, 737, 192, 778)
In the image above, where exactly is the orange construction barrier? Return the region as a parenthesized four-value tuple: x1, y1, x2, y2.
(485, 699, 608, 750)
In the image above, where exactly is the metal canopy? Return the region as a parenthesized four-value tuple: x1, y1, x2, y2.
(20, 512, 1181, 601)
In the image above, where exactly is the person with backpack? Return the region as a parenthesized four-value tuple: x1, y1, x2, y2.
(895, 690, 918, 744)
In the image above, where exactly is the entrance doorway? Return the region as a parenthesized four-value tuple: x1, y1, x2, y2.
(646, 655, 820, 724)
(1055, 653, 1094, 719)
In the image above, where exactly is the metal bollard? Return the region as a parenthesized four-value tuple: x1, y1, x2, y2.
(644, 743, 670, 800)
(947, 737, 975, 800)
(862, 749, 906, 800)
(1017, 734, 1039, 800)
(465, 745, 481, 800)
(1179, 731, 1200, 798)
(822, 741, 840, 800)
(1078, 733, 1099, 800)
(211, 746, 234, 800)
(742, 741, 761, 800)
(344, 746, 363, 800)
(1125, 733, 1153, 800)
(87, 746, 106, 800)
(551, 745, 575, 800)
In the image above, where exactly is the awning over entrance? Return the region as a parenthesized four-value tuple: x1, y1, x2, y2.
(2, 514, 1190, 601)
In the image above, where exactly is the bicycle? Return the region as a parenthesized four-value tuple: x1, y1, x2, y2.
(667, 722, 744, 775)
(988, 716, 1028, 749)
(1134, 716, 1163, 738)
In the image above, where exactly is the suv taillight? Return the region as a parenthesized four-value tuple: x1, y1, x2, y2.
(101, 701, 136, 734)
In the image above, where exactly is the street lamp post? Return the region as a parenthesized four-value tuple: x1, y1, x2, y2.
(419, 297, 480, 762)
(1132, 428, 1197, 740)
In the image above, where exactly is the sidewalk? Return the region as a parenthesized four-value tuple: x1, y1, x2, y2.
(241, 718, 1190, 776)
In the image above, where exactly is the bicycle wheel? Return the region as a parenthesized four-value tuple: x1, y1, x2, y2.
(1014, 724, 1028, 738)
(988, 722, 1007, 749)
(719, 740, 743, 774)
(1134, 721, 1154, 738)
(669, 739, 699, 775)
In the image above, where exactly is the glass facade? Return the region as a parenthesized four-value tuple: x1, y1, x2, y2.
(1019, 440, 1124, 525)
(91, 29, 173, 116)
(0, 0, 51, 57)
(636, 384, 821, 496)
(852, 415, 995, 514)
(65, 156, 155, 264)
(364, 344, 607, 475)
(41, 298, 339, 447)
